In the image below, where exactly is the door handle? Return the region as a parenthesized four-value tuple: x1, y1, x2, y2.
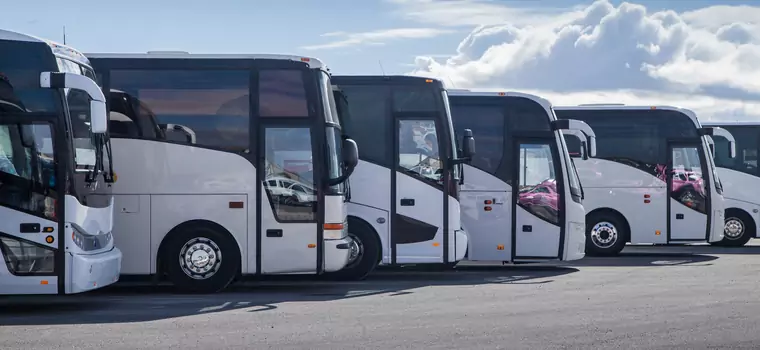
(266, 229, 283, 237)
(522, 225, 533, 232)
(400, 198, 415, 206)
(676, 214, 684, 220)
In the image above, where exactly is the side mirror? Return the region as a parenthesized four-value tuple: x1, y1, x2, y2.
(18, 124, 35, 148)
(562, 130, 588, 160)
(342, 137, 359, 170)
(40, 72, 107, 134)
(461, 128, 475, 159)
(160, 123, 197, 144)
(553, 119, 596, 157)
(700, 126, 736, 159)
(90, 100, 108, 134)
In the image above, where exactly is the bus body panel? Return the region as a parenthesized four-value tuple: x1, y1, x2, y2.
(563, 196, 586, 260)
(67, 247, 122, 293)
(394, 171, 445, 264)
(716, 168, 760, 238)
(460, 164, 512, 261)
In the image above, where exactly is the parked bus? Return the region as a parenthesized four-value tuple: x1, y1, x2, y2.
(447, 90, 596, 263)
(88, 52, 359, 293)
(330, 76, 474, 280)
(555, 105, 735, 256)
(0, 29, 121, 295)
(701, 121, 757, 246)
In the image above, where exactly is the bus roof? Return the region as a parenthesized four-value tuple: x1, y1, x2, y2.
(85, 52, 327, 70)
(0, 29, 92, 68)
(554, 104, 701, 126)
(446, 89, 556, 122)
(332, 75, 445, 88)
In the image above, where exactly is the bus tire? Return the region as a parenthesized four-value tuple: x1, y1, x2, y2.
(716, 209, 754, 247)
(165, 222, 240, 294)
(585, 211, 627, 256)
(325, 218, 380, 281)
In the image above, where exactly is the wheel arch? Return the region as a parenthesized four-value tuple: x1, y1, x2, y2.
(726, 207, 757, 238)
(347, 215, 383, 264)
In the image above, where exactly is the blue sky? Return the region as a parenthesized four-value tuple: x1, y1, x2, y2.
(4, 0, 760, 119)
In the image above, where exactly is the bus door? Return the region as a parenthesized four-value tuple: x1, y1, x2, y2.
(667, 142, 710, 241)
(258, 121, 321, 274)
(393, 114, 447, 264)
(512, 135, 564, 259)
(0, 119, 63, 294)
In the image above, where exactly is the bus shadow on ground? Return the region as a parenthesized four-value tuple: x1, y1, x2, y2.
(0, 266, 577, 326)
(621, 243, 760, 256)
(565, 252, 718, 267)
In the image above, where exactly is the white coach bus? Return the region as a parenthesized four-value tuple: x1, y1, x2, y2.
(555, 105, 735, 256)
(87, 53, 359, 293)
(0, 29, 121, 295)
(329, 76, 474, 279)
(447, 90, 596, 263)
(701, 121, 757, 246)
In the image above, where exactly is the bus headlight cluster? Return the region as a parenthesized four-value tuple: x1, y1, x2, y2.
(71, 226, 111, 251)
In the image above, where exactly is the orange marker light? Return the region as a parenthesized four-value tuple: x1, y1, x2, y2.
(45, 235, 54, 244)
(300, 57, 310, 62)
(40, 280, 48, 285)
(43, 226, 54, 233)
(433, 242, 440, 247)
(425, 79, 433, 83)
(324, 223, 344, 230)
(655, 230, 661, 235)
(497, 244, 504, 250)
(498, 92, 505, 96)
(308, 244, 316, 248)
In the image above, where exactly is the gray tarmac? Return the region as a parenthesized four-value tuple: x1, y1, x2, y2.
(1, 242, 760, 349)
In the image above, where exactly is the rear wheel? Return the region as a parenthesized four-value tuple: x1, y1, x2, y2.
(165, 223, 240, 294)
(585, 212, 627, 256)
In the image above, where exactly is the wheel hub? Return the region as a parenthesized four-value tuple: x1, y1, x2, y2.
(724, 218, 744, 239)
(346, 234, 364, 266)
(590, 221, 618, 248)
(179, 237, 222, 280)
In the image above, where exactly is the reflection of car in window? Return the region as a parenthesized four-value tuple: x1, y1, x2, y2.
(263, 175, 317, 205)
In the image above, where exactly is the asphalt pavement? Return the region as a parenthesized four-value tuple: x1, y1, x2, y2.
(1, 242, 760, 349)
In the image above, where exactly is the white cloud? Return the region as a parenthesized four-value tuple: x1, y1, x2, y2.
(301, 28, 454, 50)
(405, 0, 760, 120)
(387, 0, 584, 28)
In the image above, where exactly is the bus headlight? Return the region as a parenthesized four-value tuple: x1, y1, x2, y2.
(323, 222, 348, 240)
(71, 226, 112, 251)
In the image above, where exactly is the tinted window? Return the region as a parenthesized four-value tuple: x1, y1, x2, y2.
(337, 85, 390, 166)
(449, 103, 504, 175)
(263, 127, 316, 221)
(109, 69, 250, 152)
(398, 119, 442, 184)
(393, 85, 439, 112)
(714, 125, 758, 176)
(555, 109, 699, 172)
(0, 40, 58, 113)
(505, 97, 552, 132)
(259, 69, 308, 117)
(563, 134, 584, 157)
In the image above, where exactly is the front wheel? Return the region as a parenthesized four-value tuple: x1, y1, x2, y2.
(585, 212, 627, 256)
(714, 211, 754, 247)
(165, 224, 240, 294)
(324, 228, 379, 281)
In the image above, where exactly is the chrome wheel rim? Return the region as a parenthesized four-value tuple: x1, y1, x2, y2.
(724, 217, 744, 240)
(346, 234, 364, 267)
(590, 221, 618, 249)
(179, 237, 222, 280)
